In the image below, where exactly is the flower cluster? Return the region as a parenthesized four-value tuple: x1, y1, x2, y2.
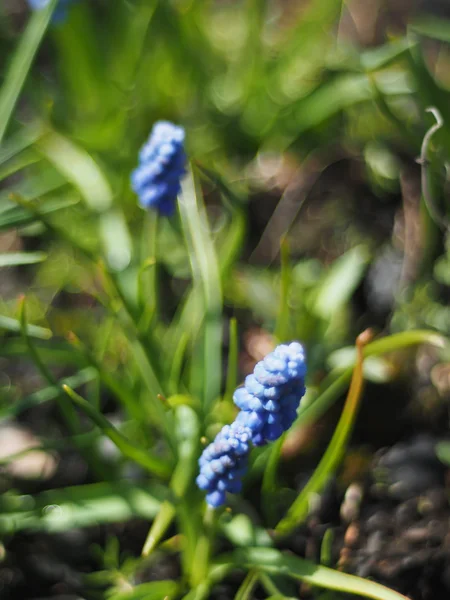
(26, 0, 76, 23)
(233, 341, 306, 445)
(131, 121, 186, 217)
(196, 421, 252, 508)
(197, 342, 307, 507)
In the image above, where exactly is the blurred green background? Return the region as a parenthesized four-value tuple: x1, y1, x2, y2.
(0, 1, 450, 599)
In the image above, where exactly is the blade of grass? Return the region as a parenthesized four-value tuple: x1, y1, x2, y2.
(36, 130, 112, 212)
(0, 123, 43, 165)
(275, 237, 291, 342)
(235, 569, 260, 600)
(164, 170, 245, 365)
(138, 211, 158, 329)
(66, 332, 143, 424)
(224, 317, 239, 405)
(9, 194, 170, 446)
(0, 197, 78, 232)
(18, 297, 79, 433)
(220, 547, 410, 600)
(62, 385, 172, 479)
(0, 314, 52, 339)
(168, 331, 189, 394)
(276, 329, 371, 535)
(178, 166, 222, 412)
(261, 434, 285, 524)
(296, 329, 447, 428)
(0, 252, 47, 267)
(0, 0, 57, 143)
(259, 572, 296, 599)
(0, 367, 96, 419)
(109, 580, 179, 600)
(142, 405, 200, 556)
(0, 481, 166, 534)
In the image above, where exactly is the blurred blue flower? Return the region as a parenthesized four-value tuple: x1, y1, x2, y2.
(26, 0, 76, 24)
(131, 121, 186, 217)
(197, 342, 307, 508)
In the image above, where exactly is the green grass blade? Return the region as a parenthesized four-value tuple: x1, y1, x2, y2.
(19, 297, 80, 433)
(0, 123, 43, 165)
(296, 330, 447, 428)
(142, 405, 200, 556)
(0, 367, 96, 419)
(0, 314, 52, 339)
(37, 130, 113, 212)
(275, 237, 291, 342)
(62, 385, 172, 479)
(178, 166, 222, 412)
(66, 332, 143, 423)
(0, 0, 57, 143)
(0, 481, 166, 534)
(0, 251, 47, 267)
(313, 245, 370, 320)
(276, 330, 369, 534)
(109, 581, 179, 600)
(224, 317, 238, 404)
(235, 570, 259, 600)
(221, 548, 410, 600)
(0, 197, 78, 232)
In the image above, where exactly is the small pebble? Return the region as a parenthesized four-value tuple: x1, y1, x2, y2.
(366, 531, 384, 555)
(340, 483, 364, 523)
(344, 523, 360, 548)
(394, 499, 418, 528)
(418, 488, 448, 515)
(402, 526, 429, 544)
(366, 510, 392, 533)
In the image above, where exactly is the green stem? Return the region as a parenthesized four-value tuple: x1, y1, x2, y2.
(224, 317, 238, 404)
(0, 0, 57, 143)
(62, 385, 172, 479)
(275, 330, 370, 535)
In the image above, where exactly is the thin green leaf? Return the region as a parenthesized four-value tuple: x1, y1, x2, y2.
(142, 405, 200, 556)
(0, 314, 52, 339)
(109, 580, 179, 600)
(0, 252, 47, 267)
(66, 333, 142, 423)
(235, 570, 259, 600)
(98, 208, 133, 271)
(19, 297, 79, 432)
(220, 513, 272, 549)
(276, 330, 370, 534)
(296, 330, 447, 428)
(221, 548, 410, 600)
(410, 16, 450, 43)
(62, 385, 172, 479)
(224, 317, 238, 404)
(178, 166, 222, 411)
(360, 38, 415, 71)
(36, 130, 113, 212)
(0, 197, 78, 232)
(0, 123, 43, 166)
(0, 481, 166, 534)
(275, 237, 291, 342)
(0, 367, 96, 420)
(0, 0, 57, 143)
(313, 245, 370, 319)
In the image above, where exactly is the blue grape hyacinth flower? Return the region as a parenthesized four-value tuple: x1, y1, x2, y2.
(197, 342, 307, 508)
(26, 0, 76, 24)
(196, 421, 252, 508)
(131, 121, 186, 217)
(233, 341, 306, 446)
